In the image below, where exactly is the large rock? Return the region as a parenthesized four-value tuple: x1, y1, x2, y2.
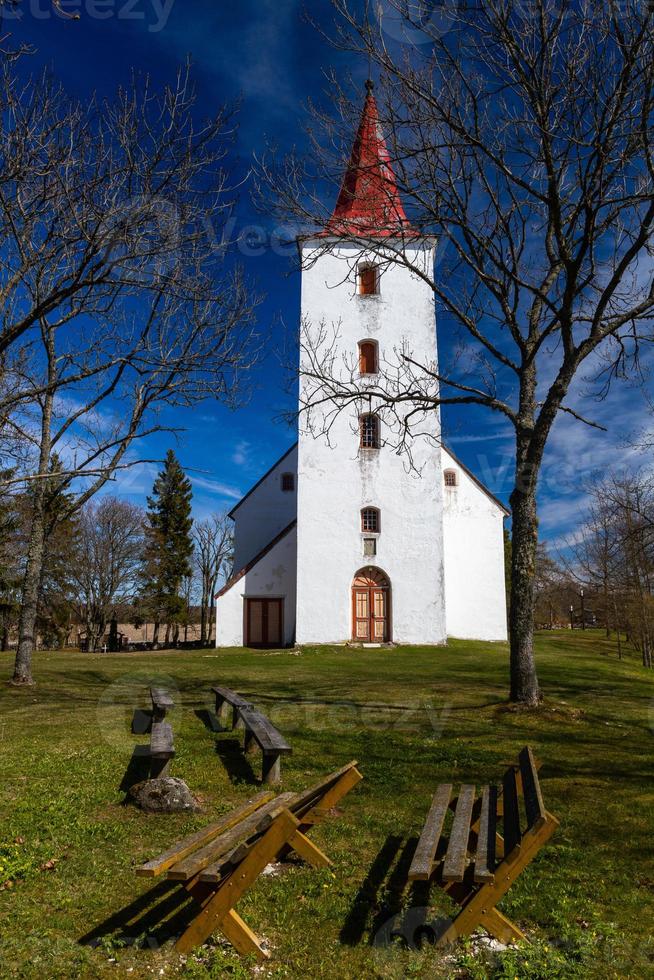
(129, 777, 201, 814)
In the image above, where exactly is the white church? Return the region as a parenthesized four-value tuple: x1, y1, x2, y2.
(215, 83, 508, 648)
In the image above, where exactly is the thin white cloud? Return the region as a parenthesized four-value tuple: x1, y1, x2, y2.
(190, 475, 242, 500)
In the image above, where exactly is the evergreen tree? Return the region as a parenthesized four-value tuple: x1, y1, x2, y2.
(141, 451, 194, 646)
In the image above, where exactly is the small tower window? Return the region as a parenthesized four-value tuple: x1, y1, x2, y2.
(444, 469, 458, 488)
(360, 413, 380, 449)
(358, 263, 379, 295)
(363, 537, 377, 557)
(359, 340, 378, 375)
(281, 472, 295, 492)
(361, 507, 380, 533)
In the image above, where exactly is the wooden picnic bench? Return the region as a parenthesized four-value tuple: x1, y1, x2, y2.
(240, 708, 291, 785)
(211, 685, 253, 730)
(408, 746, 559, 946)
(135, 760, 363, 959)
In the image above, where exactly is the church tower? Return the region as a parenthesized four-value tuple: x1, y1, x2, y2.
(295, 82, 446, 645)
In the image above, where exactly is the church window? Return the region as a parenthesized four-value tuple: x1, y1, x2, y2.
(360, 413, 380, 449)
(359, 340, 378, 375)
(361, 507, 380, 533)
(363, 537, 377, 557)
(358, 263, 379, 295)
(444, 469, 458, 488)
(281, 472, 295, 492)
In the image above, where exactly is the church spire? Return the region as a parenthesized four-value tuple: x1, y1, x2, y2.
(323, 80, 414, 238)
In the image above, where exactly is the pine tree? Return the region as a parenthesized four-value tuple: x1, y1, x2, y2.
(141, 450, 194, 646)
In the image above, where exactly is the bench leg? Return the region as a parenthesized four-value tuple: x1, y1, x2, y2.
(481, 908, 527, 944)
(150, 756, 171, 779)
(214, 697, 226, 729)
(233, 706, 245, 730)
(175, 808, 299, 955)
(244, 730, 257, 756)
(261, 753, 281, 785)
(220, 908, 268, 959)
(289, 830, 332, 868)
(298, 765, 363, 825)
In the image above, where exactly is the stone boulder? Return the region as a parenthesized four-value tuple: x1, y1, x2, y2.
(128, 776, 201, 814)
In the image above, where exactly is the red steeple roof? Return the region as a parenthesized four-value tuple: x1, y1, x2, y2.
(322, 80, 415, 238)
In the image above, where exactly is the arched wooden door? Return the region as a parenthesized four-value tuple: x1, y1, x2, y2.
(352, 568, 390, 642)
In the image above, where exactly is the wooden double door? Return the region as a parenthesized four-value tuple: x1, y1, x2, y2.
(245, 598, 283, 648)
(352, 569, 390, 642)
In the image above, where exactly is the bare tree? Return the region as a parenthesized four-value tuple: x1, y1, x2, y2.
(70, 497, 144, 652)
(1, 64, 259, 685)
(261, 0, 654, 703)
(194, 513, 232, 645)
(570, 472, 654, 663)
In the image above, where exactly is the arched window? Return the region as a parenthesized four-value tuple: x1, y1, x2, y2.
(358, 340, 378, 375)
(358, 263, 379, 295)
(361, 507, 380, 533)
(360, 413, 380, 449)
(444, 469, 458, 488)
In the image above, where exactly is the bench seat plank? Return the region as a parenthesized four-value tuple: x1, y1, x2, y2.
(474, 784, 497, 883)
(240, 709, 292, 754)
(289, 759, 358, 817)
(408, 783, 452, 881)
(168, 794, 294, 881)
(502, 767, 522, 856)
(150, 720, 174, 758)
(519, 746, 545, 829)
(136, 793, 273, 878)
(150, 686, 174, 713)
(211, 686, 253, 709)
(442, 784, 475, 882)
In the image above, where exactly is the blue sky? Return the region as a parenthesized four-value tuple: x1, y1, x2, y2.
(9, 0, 653, 542)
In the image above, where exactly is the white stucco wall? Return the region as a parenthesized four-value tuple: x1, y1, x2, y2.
(215, 524, 297, 647)
(296, 240, 446, 645)
(230, 444, 298, 572)
(441, 448, 508, 641)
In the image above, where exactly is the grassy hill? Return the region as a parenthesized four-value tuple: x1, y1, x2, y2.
(1, 631, 652, 978)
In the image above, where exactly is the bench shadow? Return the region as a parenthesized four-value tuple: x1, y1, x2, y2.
(132, 709, 153, 736)
(79, 879, 197, 951)
(194, 707, 222, 734)
(340, 834, 407, 947)
(119, 746, 151, 793)
(214, 736, 258, 785)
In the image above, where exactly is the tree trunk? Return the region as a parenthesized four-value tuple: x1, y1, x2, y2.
(13, 399, 57, 684)
(13, 482, 48, 684)
(508, 486, 541, 704)
(152, 620, 160, 648)
(200, 598, 208, 647)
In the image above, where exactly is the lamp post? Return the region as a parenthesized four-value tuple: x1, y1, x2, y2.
(580, 589, 585, 631)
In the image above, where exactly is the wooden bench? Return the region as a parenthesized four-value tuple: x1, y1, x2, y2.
(135, 760, 363, 959)
(150, 686, 174, 721)
(408, 746, 559, 946)
(239, 708, 291, 785)
(211, 685, 253, 730)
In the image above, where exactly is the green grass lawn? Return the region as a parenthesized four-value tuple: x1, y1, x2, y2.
(1, 631, 653, 979)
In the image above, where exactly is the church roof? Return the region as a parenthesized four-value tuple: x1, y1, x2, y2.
(320, 80, 416, 239)
(215, 519, 297, 599)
